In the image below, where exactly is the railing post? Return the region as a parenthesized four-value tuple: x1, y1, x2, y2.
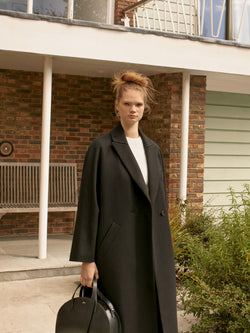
(39, 56, 53, 259)
(107, 0, 115, 24)
(68, 0, 74, 19)
(179, 72, 190, 216)
(27, 0, 33, 14)
(226, 0, 234, 40)
(122, 16, 130, 27)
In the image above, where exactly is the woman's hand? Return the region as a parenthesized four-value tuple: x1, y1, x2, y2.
(80, 262, 99, 288)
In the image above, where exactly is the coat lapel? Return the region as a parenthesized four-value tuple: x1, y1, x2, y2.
(111, 124, 161, 204)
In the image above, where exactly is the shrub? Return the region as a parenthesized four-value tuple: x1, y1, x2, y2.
(180, 186, 250, 332)
(169, 201, 214, 279)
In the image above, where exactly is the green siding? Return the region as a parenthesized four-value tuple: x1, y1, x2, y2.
(204, 91, 250, 209)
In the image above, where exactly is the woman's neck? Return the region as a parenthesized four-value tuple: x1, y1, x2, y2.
(121, 122, 139, 138)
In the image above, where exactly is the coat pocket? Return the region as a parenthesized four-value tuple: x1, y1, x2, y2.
(97, 222, 120, 260)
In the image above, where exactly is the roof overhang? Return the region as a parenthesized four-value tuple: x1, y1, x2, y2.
(1, 11, 250, 94)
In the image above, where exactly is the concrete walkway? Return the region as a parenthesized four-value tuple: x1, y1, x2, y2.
(0, 235, 195, 332)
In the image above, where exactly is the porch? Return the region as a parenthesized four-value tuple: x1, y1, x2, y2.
(0, 1, 249, 259)
(0, 234, 81, 281)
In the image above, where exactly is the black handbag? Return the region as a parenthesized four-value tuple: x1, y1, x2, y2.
(55, 279, 122, 333)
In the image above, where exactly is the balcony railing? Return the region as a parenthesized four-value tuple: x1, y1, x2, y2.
(0, 0, 249, 44)
(123, 0, 250, 44)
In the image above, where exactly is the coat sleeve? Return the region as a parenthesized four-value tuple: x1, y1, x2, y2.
(70, 141, 101, 262)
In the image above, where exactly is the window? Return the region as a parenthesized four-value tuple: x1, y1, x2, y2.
(33, 0, 67, 17)
(0, 0, 114, 24)
(74, 0, 108, 23)
(200, 0, 226, 39)
(0, 0, 26, 12)
(233, 0, 250, 44)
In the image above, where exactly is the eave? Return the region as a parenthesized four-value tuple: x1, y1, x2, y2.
(1, 11, 250, 94)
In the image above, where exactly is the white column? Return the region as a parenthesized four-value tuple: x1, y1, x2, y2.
(68, 0, 74, 19)
(179, 72, 190, 204)
(39, 56, 53, 259)
(27, 0, 33, 14)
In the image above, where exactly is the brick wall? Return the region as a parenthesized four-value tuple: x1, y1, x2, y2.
(188, 75, 206, 206)
(0, 69, 116, 236)
(0, 69, 206, 236)
(141, 73, 206, 209)
(114, 0, 137, 25)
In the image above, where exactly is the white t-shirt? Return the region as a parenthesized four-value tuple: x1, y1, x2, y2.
(126, 136, 148, 185)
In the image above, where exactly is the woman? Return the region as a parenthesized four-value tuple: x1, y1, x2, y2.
(70, 71, 178, 333)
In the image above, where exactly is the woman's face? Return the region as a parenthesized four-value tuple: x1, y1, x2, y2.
(115, 89, 145, 127)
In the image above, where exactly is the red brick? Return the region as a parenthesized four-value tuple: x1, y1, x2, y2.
(0, 69, 206, 236)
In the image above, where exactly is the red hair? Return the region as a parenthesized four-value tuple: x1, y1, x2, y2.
(112, 71, 155, 115)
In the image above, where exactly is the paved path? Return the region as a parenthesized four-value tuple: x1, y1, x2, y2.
(0, 236, 195, 332)
(0, 275, 194, 333)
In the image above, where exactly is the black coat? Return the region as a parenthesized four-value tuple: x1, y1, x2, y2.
(70, 123, 178, 333)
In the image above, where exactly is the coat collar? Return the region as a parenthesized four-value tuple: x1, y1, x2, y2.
(110, 123, 161, 203)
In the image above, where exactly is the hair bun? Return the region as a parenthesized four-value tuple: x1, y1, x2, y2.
(120, 71, 149, 88)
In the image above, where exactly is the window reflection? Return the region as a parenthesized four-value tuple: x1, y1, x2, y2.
(233, 0, 250, 44)
(74, 0, 107, 23)
(0, 0, 109, 23)
(0, 0, 26, 12)
(200, 0, 226, 39)
(33, 0, 67, 17)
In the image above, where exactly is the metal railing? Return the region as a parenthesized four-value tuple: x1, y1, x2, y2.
(123, 0, 249, 43)
(1, 0, 249, 43)
(123, 0, 198, 36)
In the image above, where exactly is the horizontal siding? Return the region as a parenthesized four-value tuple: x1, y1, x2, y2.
(205, 168, 250, 180)
(205, 130, 250, 143)
(206, 105, 250, 119)
(205, 155, 250, 168)
(206, 91, 250, 107)
(204, 91, 250, 209)
(204, 180, 248, 193)
(203, 193, 243, 207)
(206, 118, 250, 131)
(205, 142, 250, 155)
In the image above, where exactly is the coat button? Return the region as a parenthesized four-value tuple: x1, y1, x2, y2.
(160, 210, 165, 216)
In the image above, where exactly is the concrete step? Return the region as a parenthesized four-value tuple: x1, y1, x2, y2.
(0, 265, 81, 282)
(0, 235, 81, 282)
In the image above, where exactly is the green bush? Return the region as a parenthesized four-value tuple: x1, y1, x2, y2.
(169, 201, 214, 280)
(180, 186, 250, 332)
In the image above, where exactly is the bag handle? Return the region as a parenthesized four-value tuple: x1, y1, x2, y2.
(78, 279, 98, 303)
(72, 280, 98, 333)
(97, 289, 116, 317)
(86, 280, 97, 333)
(79, 279, 116, 317)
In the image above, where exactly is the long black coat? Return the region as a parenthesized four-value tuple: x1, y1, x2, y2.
(70, 123, 178, 333)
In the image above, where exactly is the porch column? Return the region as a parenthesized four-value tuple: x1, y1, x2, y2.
(39, 56, 53, 259)
(179, 72, 190, 204)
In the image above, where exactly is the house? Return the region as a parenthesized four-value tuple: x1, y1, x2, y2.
(0, 0, 249, 258)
